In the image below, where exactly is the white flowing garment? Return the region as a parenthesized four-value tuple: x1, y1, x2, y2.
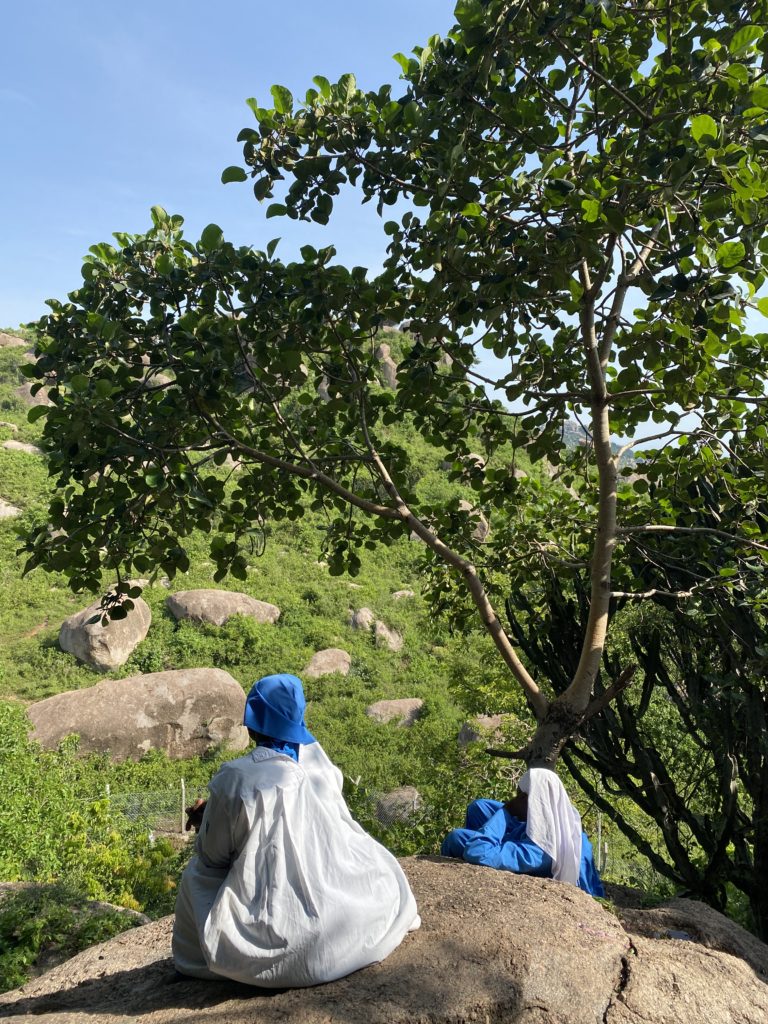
(518, 768, 583, 886)
(172, 743, 420, 987)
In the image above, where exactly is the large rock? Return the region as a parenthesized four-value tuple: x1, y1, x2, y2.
(15, 381, 51, 406)
(3, 439, 43, 455)
(392, 589, 415, 600)
(0, 420, 19, 433)
(2, 858, 766, 1023)
(303, 648, 352, 679)
(59, 594, 152, 671)
(0, 331, 26, 348)
(28, 668, 249, 761)
(458, 713, 508, 746)
(166, 589, 280, 627)
(366, 698, 423, 727)
(349, 606, 375, 631)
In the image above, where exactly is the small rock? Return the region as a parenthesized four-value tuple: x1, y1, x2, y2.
(347, 582, 363, 590)
(3, 440, 43, 455)
(349, 607, 376, 631)
(392, 589, 414, 600)
(0, 421, 18, 433)
(0, 500, 21, 519)
(166, 589, 280, 626)
(366, 698, 424, 727)
(458, 500, 490, 542)
(303, 648, 352, 679)
(374, 620, 403, 652)
(458, 714, 507, 747)
(375, 786, 423, 825)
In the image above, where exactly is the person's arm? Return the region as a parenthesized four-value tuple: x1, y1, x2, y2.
(461, 808, 553, 876)
(195, 769, 247, 869)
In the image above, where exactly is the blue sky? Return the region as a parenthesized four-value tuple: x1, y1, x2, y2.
(1, 1, 455, 328)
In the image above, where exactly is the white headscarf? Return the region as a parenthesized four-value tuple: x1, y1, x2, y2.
(518, 768, 583, 886)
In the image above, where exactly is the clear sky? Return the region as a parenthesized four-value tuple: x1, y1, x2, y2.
(1, 1, 455, 328)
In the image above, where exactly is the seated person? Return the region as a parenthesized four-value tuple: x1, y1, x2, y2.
(173, 673, 420, 986)
(441, 766, 604, 897)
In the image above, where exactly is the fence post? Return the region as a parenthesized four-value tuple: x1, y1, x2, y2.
(181, 778, 186, 836)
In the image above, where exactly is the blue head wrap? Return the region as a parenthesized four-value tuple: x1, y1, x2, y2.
(243, 674, 316, 746)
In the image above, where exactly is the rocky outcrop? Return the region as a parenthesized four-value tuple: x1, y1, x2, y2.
(303, 648, 352, 679)
(365, 698, 423, 727)
(375, 787, 423, 824)
(3, 858, 766, 1023)
(3, 439, 43, 455)
(166, 589, 280, 627)
(28, 667, 249, 761)
(59, 594, 151, 671)
(349, 606, 376, 631)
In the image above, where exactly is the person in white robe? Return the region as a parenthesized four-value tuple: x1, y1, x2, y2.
(172, 673, 420, 986)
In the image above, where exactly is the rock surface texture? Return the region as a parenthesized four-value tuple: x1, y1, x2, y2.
(375, 787, 423, 824)
(0, 331, 26, 348)
(15, 382, 51, 406)
(166, 590, 280, 627)
(2, 857, 766, 1023)
(0, 499, 21, 519)
(2, 439, 43, 455)
(303, 648, 352, 679)
(365, 697, 423, 727)
(59, 595, 152, 671)
(28, 667, 249, 761)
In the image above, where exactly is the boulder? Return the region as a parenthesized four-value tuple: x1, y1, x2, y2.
(458, 499, 490, 542)
(349, 606, 375, 631)
(374, 620, 403, 652)
(0, 420, 18, 433)
(3, 439, 43, 455)
(303, 648, 352, 679)
(3, 858, 767, 1023)
(374, 343, 398, 389)
(15, 381, 51, 406)
(0, 499, 21, 519)
(366, 698, 423, 727)
(28, 668, 249, 761)
(59, 594, 152, 671)
(392, 589, 415, 600)
(0, 331, 26, 348)
(458, 713, 507, 746)
(166, 589, 280, 627)
(375, 786, 423, 825)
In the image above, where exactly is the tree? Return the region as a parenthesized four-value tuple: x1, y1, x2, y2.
(25, 0, 768, 772)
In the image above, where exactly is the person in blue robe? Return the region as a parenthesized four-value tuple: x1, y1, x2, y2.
(441, 768, 604, 898)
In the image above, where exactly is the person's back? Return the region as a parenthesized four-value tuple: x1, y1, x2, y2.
(173, 675, 420, 986)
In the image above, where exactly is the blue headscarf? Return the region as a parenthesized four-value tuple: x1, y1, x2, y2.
(243, 674, 316, 762)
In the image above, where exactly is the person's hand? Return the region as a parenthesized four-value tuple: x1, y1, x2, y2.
(185, 798, 207, 832)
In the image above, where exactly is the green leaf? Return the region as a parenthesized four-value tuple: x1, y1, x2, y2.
(750, 86, 768, 110)
(70, 374, 89, 393)
(221, 166, 248, 184)
(691, 114, 718, 144)
(461, 203, 483, 218)
(155, 253, 173, 275)
(270, 84, 293, 115)
(200, 223, 224, 251)
(757, 297, 768, 318)
(730, 25, 763, 55)
(27, 405, 48, 423)
(581, 198, 600, 222)
(312, 76, 331, 98)
(150, 206, 169, 227)
(338, 73, 356, 101)
(716, 240, 745, 269)
(266, 204, 287, 219)
(94, 379, 114, 399)
(266, 237, 280, 259)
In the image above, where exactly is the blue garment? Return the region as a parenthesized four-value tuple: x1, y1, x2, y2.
(257, 738, 300, 762)
(441, 799, 605, 897)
